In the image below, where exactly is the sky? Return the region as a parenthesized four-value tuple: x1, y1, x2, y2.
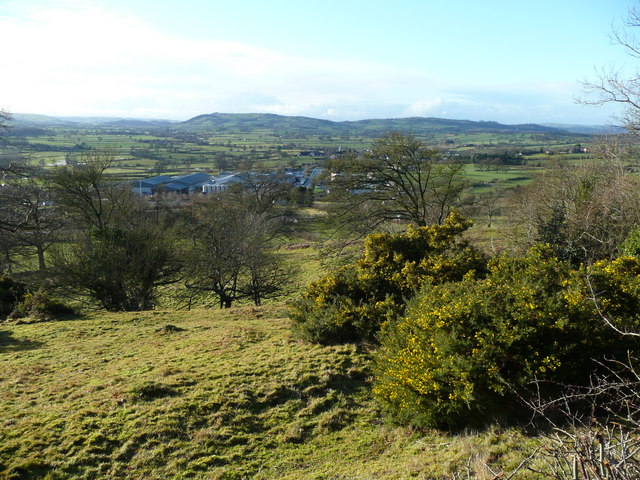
(1, 0, 639, 124)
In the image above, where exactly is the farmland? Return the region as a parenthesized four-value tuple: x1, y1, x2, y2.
(5, 113, 593, 180)
(2, 113, 600, 242)
(0, 112, 612, 268)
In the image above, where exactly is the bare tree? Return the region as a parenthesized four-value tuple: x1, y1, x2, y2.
(581, 4, 640, 132)
(45, 149, 181, 310)
(183, 194, 291, 309)
(48, 149, 121, 231)
(225, 171, 298, 232)
(0, 109, 11, 134)
(326, 132, 467, 242)
(238, 221, 293, 306)
(521, 356, 640, 480)
(0, 160, 62, 271)
(508, 143, 640, 265)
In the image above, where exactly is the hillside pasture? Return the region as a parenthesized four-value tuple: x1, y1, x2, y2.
(0, 306, 540, 479)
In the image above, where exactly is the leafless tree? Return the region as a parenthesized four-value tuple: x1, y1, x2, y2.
(0, 160, 62, 271)
(0, 109, 11, 134)
(581, 4, 640, 132)
(521, 355, 640, 480)
(326, 132, 467, 235)
(48, 149, 122, 231)
(183, 193, 293, 309)
(507, 141, 640, 265)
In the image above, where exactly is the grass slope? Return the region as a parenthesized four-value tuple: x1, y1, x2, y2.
(1, 305, 539, 479)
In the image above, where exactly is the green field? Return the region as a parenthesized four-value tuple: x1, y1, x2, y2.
(5, 113, 592, 185)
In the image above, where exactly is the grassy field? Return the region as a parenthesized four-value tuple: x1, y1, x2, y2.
(1, 305, 542, 480)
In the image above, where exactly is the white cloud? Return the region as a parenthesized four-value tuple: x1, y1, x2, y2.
(1, 0, 448, 119)
(404, 98, 444, 116)
(0, 0, 617, 124)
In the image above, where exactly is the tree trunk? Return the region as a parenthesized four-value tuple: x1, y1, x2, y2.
(5, 249, 12, 275)
(220, 296, 233, 309)
(37, 245, 46, 271)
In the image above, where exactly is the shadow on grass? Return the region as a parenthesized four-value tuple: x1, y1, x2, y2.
(0, 329, 43, 353)
(3, 460, 54, 480)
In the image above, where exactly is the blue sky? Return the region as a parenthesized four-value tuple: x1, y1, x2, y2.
(1, 0, 638, 124)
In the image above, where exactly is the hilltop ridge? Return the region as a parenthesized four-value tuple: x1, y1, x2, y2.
(7, 112, 611, 137)
(175, 113, 575, 137)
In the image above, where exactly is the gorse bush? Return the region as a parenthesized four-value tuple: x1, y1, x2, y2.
(374, 246, 640, 429)
(620, 225, 640, 258)
(289, 267, 400, 344)
(289, 211, 487, 344)
(568, 255, 640, 338)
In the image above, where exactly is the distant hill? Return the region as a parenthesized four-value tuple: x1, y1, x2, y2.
(59, 117, 176, 128)
(176, 113, 573, 137)
(540, 123, 625, 135)
(182, 112, 337, 131)
(9, 112, 608, 138)
(9, 114, 175, 129)
(10, 113, 76, 127)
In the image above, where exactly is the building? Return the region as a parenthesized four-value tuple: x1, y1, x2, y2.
(134, 167, 324, 196)
(202, 172, 247, 193)
(133, 172, 212, 195)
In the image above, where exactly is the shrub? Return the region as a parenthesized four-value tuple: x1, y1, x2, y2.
(0, 276, 27, 318)
(567, 255, 640, 339)
(51, 225, 180, 312)
(290, 267, 401, 344)
(9, 288, 76, 321)
(290, 211, 487, 344)
(620, 226, 640, 257)
(374, 246, 640, 429)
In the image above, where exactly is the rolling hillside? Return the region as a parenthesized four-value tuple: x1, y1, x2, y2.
(174, 113, 575, 137)
(9, 112, 596, 139)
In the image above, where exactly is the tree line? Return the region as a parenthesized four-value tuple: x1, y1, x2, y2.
(0, 150, 301, 312)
